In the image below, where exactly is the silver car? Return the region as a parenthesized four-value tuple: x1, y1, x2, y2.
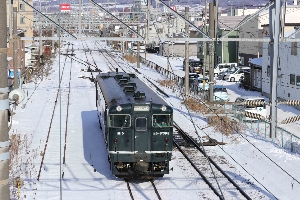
(218, 67, 238, 80)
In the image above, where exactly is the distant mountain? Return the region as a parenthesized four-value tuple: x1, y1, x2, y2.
(33, 0, 272, 7)
(33, 0, 296, 12)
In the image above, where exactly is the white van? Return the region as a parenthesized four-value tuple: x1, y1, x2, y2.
(214, 63, 237, 77)
(233, 96, 266, 121)
(225, 66, 250, 82)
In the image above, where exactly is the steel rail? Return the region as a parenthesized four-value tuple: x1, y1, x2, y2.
(173, 140, 224, 199)
(125, 179, 134, 200)
(150, 179, 162, 200)
(174, 122, 252, 200)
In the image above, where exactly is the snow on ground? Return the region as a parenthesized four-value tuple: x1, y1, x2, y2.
(8, 40, 300, 200)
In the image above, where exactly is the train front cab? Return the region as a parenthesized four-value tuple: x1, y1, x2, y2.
(107, 103, 173, 178)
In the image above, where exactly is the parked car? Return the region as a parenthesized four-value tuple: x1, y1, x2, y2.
(146, 47, 158, 53)
(204, 85, 229, 102)
(182, 73, 200, 86)
(225, 66, 250, 82)
(214, 63, 237, 77)
(192, 76, 209, 91)
(190, 60, 203, 74)
(218, 67, 238, 80)
(212, 85, 229, 102)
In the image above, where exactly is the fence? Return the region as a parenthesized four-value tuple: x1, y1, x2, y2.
(237, 117, 300, 155)
(139, 55, 300, 155)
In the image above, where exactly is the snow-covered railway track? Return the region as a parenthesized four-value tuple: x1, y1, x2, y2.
(125, 179, 162, 200)
(37, 44, 73, 181)
(173, 122, 252, 200)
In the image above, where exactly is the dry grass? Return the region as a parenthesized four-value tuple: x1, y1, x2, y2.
(183, 97, 208, 114)
(158, 80, 177, 87)
(182, 97, 246, 136)
(208, 116, 245, 136)
(123, 54, 137, 63)
(10, 133, 38, 199)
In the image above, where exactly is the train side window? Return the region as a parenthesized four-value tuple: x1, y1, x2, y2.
(153, 115, 171, 127)
(109, 114, 131, 128)
(135, 117, 147, 131)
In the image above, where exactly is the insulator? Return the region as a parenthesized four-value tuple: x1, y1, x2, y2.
(243, 100, 265, 107)
(244, 111, 264, 120)
(280, 115, 300, 124)
(283, 100, 300, 106)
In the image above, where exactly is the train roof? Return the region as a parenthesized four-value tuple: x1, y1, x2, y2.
(96, 72, 167, 107)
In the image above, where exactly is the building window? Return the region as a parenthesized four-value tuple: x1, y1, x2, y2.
(291, 42, 297, 55)
(267, 65, 270, 77)
(290, 74, 295, 85)
(20, 3, 25, 11)
(20, 17, 26, 24)
(217, 35, 221, 44)
(296, 76, 300, 86)
(198, 46, 203, 54)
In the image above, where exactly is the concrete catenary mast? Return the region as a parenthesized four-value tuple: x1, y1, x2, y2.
(0, 0, 11, 199)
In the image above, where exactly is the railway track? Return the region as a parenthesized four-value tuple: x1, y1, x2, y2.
(173, 122, 252, 200)
(125, 179, 162, 200)
(37, 44, 73, 180)
(78, 42, 253, 198)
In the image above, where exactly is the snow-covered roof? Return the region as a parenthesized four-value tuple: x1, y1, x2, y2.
(218, 16, 247, 29)
(249, 57, 262, 66)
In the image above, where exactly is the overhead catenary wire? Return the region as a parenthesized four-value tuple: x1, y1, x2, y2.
(180, 95, 225, 198)
(21, 0, 77, 39)
(190, 93, 300, 185)
(180, 94, 279, 199)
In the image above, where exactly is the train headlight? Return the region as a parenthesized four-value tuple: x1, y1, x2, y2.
(116, 106, 122, 112)
(161, 105, 167, 111)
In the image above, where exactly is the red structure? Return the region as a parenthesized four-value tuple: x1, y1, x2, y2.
(60, 4, 70, 12)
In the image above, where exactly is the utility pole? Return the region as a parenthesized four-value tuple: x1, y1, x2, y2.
(184, 7, 190, 96)
(202, 0, 207, 93)
(146, 0, 150, 60)
(209, 1, 216, 102)
(269, 0, 281, 138)
(0, 0, 11, 199)
(13, 7, 18, 89)
(167, 15, 170, 71)
(9, 0, 13, 40)
(39, 0, 43, 64)
(79, 0, 82, 38)
(137, 25, 140, 68)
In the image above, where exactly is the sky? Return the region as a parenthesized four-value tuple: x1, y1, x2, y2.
(9, 38, 300, 199)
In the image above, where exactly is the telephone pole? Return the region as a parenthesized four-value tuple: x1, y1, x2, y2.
(184, 7, 190, 96)
(13, 7, 18, 89)
(79, 0, 82, 38)
(0, 0, 11, 199)
(137, 25, 140, 68)
(209, 1, 216, 102)
(202, 0, 208, 92)
(269, 0, 281, 138)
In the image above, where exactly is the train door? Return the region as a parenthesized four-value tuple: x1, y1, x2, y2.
(133, 115, 150, 153)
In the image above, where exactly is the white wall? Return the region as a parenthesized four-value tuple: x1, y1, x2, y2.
(262, 40, 300, 100)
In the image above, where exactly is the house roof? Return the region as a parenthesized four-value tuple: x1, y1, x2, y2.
(249, 57, 262, 66)
(218, 16, 248, 30)
(261, 23, 300, 27)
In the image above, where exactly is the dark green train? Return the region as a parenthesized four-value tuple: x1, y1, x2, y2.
(96, 71, 173, 179)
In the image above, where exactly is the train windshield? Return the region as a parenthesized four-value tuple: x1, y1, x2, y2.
(109, 114, 131, 128)
(135, 117, 147, 131)
(153, 115, 172, 127)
